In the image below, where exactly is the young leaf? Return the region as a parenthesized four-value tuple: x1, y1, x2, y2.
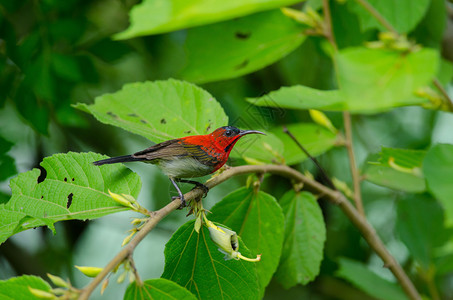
(423, 143, 453, 225)
(74, 79, 228, 143)
(114, 0, 302, 39)
(180, 9, 306, 84)
(275, 190, 325, 288)
(336, 258, 407, 300)
(364, 147, 426, 193)
(209, 187, 285, 295)
(0, 275, 52, 300)
(161, 220, 259, 300)
(270, 123, 338, 165)
(0, 152, 141, 244)
(348, 0, 430, 34)
(247, 85, 345, 112)
(396, 194, 450, 269)
(124, 278, 196, 300)
(336, 47, 438, 112)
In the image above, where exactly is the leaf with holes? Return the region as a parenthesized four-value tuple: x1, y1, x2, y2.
(0, 275, 52, 300)
(275, 191, 325, 288)
(74, 79, 228, 143)
(209, 187, 284, 295)
(0, 152, 141, 244)
(124, 278, 196, 300)
(180, 9, 306, 84)
(364, 147, 426, 193)
(161, 220, 259, 300)
(115, 0, 302, 39)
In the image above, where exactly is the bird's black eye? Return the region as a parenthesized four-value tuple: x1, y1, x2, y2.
(225, 130, 233, 137)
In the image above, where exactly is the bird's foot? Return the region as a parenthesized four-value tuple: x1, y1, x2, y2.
(172, 196, 186, 209)
(191, 183, 209, 198)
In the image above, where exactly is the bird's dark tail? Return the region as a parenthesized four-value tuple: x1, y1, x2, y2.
(93, 155, 141, 166)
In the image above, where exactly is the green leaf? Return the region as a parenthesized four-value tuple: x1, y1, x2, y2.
(161, 220, 259, 300)
(231, 131, 284, 164)
(209, 187, 285, 295)
(74, 79, 228, 143)
(396, 194, 450, 269)
(348, 0, 430, 34)
(423, 144, 453, 225)
(115, 0, 303, 39)
(270, 123, 338, 165)
(0, 152, 141, 244)
(336, 47, 438, 112)
(0, 275, 52, 300)
(364, 147, 426, 193)
(247, 85, 345, 111)
(180, 9, 306, 84)
(124, 278, 196, 300)
(275, 190, 325, 288)
(336, 258, 408, 300)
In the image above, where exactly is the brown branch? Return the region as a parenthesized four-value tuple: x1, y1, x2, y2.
(343, 112, 365, 216)
(78, 164, 420, 300)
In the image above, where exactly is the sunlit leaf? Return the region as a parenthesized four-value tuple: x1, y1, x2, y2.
(423, 143, 453, 225)
(0, 152, 141, 244)
(348, 0, 430, 34)
(161, 220, 259, 299)
(115, 0, 303, 39)
(336, 47, 438, 112)
(180, 9, 306, 83)
(74, 79, 228, 143)
(124, 278, 196, 300)
(210, 187, 284, 295)
(0, 275, 52, 300)
(336, 258, 407, 300)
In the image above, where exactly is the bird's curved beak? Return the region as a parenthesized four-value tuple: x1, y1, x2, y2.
(239, 130, 266, 136)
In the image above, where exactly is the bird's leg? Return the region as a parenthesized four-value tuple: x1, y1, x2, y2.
(175, 179, 209, 198)
(170, 178, 186, 209)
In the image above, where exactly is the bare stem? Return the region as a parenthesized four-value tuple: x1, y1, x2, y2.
(433, 78, 453, 111)
(78, 164, 420, 300)
(354, 0, 398, 34)
(322, 0, 337, 51)
(343, 112, 365, 216)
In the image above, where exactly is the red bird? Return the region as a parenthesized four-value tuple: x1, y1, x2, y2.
(93, 126, 264, 206)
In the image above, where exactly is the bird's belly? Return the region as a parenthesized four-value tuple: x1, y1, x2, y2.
(157, 157, 214, 178)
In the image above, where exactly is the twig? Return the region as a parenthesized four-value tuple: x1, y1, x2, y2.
(354, 0, 398, 34)
(322, 0, 337, 51)
(433, 78, 453, 111)
(282, 126, 336, 190)
(78, 164, 420, 300)
(343, 112, 365, 216)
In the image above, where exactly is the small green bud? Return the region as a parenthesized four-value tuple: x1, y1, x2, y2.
(108, 190, 135, 209)
(101, 278, 109, 295)
(47, 273, 69, 288)
(75, 265, 103, 278)
(28, 287, 56, 299)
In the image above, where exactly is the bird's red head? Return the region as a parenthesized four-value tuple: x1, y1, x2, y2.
(209, 126, 265, 155)
(180, 126, 265, 172)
